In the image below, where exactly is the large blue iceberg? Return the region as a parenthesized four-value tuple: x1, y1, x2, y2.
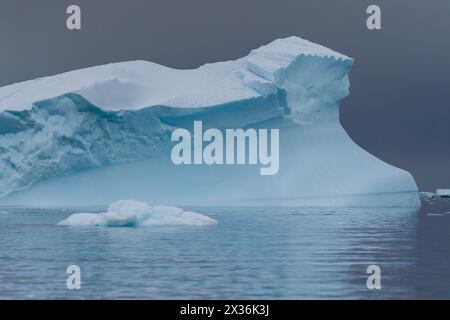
(0, 36, 419, 207)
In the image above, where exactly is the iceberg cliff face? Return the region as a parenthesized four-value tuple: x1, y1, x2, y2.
(0, 36, 419, 207)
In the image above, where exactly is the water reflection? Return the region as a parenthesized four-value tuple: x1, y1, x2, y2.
(0, 200, 449, 299)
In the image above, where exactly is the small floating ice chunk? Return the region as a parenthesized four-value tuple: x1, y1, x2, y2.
(436, 189, 450, 198)
(59, 212, 107, 226)
(420, 190, 450, 199)
(419, 192, 437, 199)
(58, 199, 217, 227)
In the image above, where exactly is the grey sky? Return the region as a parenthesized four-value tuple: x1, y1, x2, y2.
(0, 0, 449, 190)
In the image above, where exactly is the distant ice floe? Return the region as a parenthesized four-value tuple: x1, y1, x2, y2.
(420, 189, 450, 199)
(58, 199, 217, 227)
(436, 189, 450, 198)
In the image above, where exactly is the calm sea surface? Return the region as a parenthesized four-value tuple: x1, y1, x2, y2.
(0, 199, 449, 299)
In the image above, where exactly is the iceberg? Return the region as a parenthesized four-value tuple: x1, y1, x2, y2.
(0, 36, 419, 207)
(58, 199, 218, 227)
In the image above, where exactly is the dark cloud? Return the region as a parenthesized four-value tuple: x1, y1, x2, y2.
(1, 0, 449, 190)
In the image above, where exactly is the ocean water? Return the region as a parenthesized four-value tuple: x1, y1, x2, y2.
(0, 199, 449, 299)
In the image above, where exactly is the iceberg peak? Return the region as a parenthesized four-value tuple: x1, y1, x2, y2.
(0, 36, 351, 112)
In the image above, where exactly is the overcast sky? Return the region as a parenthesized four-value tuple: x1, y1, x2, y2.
(0, 0, 449, 190)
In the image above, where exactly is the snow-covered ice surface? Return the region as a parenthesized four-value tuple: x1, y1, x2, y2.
(0, 37, 350, 111)
(58, 199, 217, 227)
(0, 36, 419, 207)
